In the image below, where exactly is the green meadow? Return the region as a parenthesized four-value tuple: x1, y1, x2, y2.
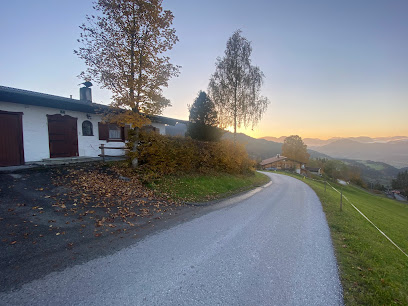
(149, 172, 270, 203)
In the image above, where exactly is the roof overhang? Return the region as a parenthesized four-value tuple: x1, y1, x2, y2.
(0, 85, 108, 114)
(0, 86, 187, 125)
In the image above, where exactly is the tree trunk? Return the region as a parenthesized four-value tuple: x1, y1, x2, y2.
(131, 127, 140, 168)
(130, 4, 136, 112)
(233, 88, 237, 145)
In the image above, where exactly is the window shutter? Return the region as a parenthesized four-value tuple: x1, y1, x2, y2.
(120, 126, 125, 141)
(124, 125, 130, 140)
(98, 122, 109, 140)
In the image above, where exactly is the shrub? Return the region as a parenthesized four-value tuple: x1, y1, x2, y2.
(127, 131, 255, 181)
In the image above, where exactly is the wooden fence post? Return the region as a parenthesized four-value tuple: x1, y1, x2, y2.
(101, 144, 105, 162)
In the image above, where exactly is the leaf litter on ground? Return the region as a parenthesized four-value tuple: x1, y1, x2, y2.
(51, 164, 184, 231)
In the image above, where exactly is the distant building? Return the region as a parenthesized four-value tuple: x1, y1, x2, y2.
(260, 154, 305, 174)
(305, 167, 322, 176)
(165, 122, 187, 136)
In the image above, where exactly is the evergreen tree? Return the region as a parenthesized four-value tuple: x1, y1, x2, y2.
(392, 170, 408, 195)
(186, 91, 223, 141)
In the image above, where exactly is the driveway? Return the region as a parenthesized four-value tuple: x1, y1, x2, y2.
(0, 164, 198, 292)
(0, 172, 342, 305)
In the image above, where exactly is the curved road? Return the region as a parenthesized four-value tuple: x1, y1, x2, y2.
(0, 173, 343, 305)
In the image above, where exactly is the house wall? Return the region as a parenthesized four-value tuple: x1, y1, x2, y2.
(150, 122, 166, 135)
(263, 159, 302, 173)
(0, 101, 125, 162)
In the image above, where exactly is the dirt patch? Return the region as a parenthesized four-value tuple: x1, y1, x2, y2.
(0, 163, 202, 292)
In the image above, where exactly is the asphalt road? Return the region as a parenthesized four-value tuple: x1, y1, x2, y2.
(0, 172, 343, 305)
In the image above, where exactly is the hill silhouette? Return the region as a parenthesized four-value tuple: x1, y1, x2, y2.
(311, 139, 408, 168)
(222, 132, 329, 161)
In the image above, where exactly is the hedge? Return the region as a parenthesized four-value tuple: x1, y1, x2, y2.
(127, 131, 255, 180)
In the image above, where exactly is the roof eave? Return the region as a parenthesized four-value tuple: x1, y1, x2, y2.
(0, 88, 109, 114)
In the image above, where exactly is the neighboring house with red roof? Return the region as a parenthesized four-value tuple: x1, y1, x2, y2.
(0, 85, 187, 167)
(260, 154, 305, 174)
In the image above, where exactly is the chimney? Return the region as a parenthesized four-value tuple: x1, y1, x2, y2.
(80, 87, 92, 103)
(79, 81, 93, 103)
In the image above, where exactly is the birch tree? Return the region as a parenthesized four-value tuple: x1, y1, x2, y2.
(75, 0, 180, 126)
(208, 30, 269, 142)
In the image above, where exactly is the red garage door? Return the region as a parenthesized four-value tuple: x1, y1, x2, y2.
(0, 111, 24, 166)
(47, 114, 78, 158)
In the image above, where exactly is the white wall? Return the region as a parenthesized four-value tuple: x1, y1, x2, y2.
(0, 101, 125, 162)
(150, 122, 166, 135)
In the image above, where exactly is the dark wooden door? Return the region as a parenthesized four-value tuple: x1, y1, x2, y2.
(47, 114, 78, 158)
(0, 111, 24, 166)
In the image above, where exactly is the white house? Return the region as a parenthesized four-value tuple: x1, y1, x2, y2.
(0, 85, 187, 167)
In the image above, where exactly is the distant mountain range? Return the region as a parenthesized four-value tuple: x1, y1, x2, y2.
(222, 132, 329, 161)
(260, 136, 408, 147)
(340, 159, 408, 186)
(260, 136, 408, 168)
(222, 132, 408, 185)
(310, 139, 408, 169)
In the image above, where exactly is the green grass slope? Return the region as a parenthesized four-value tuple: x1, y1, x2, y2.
(149, 172, 270, 202)
(341, 159, 402, 186)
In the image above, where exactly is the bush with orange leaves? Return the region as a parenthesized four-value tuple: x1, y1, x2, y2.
(127, 130, 255, 180)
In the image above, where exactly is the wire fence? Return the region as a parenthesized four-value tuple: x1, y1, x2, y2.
(300, 174, 408, 259)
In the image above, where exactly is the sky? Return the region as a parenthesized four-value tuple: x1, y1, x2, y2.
(1, 0, 407, 139)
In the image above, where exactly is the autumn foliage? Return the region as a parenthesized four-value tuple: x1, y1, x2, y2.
(128, 131, 255, 180)
(76, 0, 180, 127)
(282, 135, 310, 164)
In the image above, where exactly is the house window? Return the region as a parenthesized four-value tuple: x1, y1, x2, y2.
(98, 122, 127, 142)
(109, 125, 121, 139)
(82, 120, 93, 136)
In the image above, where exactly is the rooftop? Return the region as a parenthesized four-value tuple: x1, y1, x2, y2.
(260, 155, 287, 166)
(0, 85, 187, 125)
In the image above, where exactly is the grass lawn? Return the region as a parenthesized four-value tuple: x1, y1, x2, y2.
(149, 172, 270, 202)
(360, 160, 385, 171)
(275, 171, 408, 305)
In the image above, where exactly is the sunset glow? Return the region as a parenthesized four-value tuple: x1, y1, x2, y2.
(1, 1, 407, 140)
